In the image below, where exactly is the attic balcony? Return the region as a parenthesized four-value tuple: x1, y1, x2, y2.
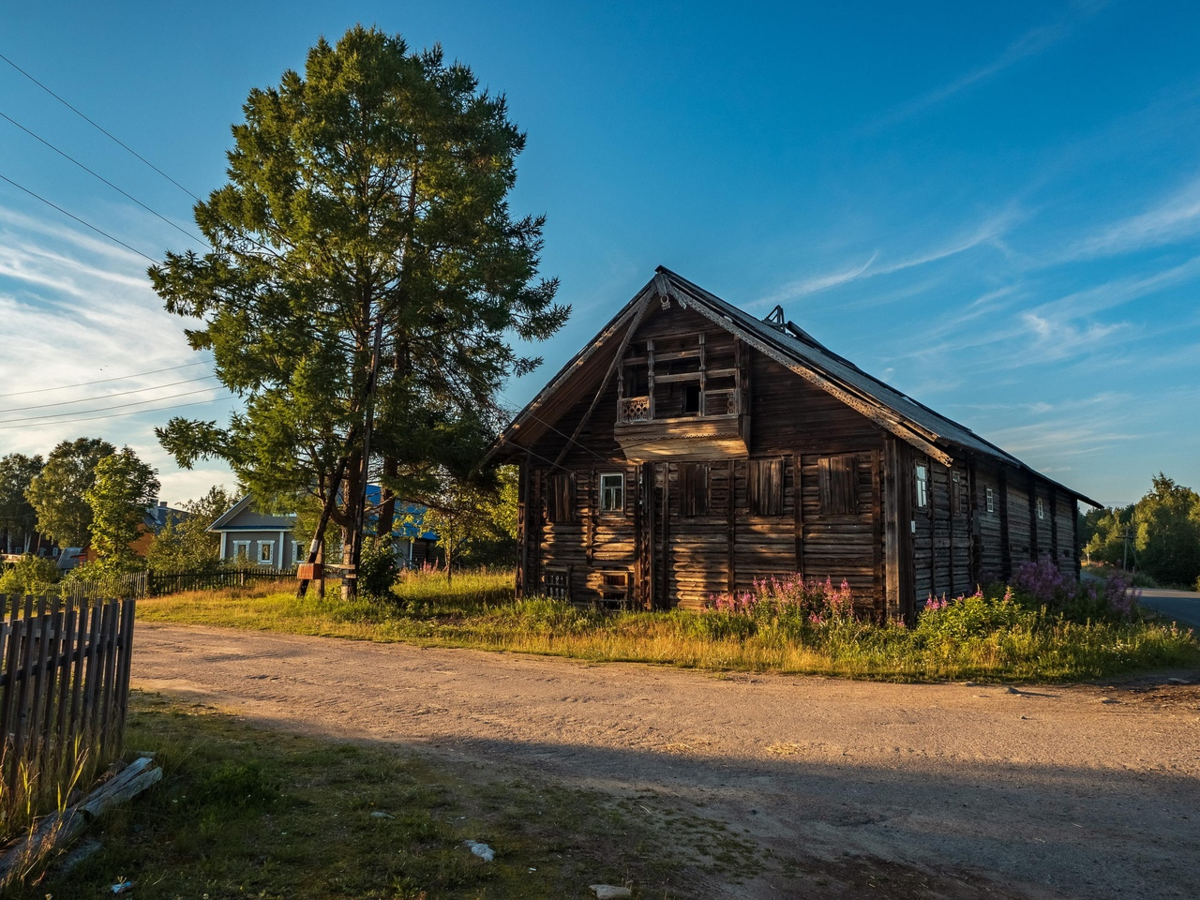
(614, 388, 748, 462)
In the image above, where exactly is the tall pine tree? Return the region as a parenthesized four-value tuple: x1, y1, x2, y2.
(151, 26, 566, 596)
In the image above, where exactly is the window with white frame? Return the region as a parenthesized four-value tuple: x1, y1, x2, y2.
(915, 464, 929, 509)
(986, 488, 995, 514)
(258, 540, 275, 565)
(1037, 497, 1045, 520)
(232, 540, 251, 562)
(599, 473, 624, 514)
(292, 541, 303, 566)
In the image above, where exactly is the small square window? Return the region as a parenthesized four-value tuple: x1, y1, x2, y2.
(915, 465, 929, 509)
(986, 488, 994, 514)
(599, 473, 625, 514)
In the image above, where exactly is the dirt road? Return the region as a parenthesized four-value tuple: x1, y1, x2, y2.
(133, 624, 1200, 899)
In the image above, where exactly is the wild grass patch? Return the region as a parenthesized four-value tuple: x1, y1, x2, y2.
(137, 567, 1200, 682)
(30, 692, 718, 899)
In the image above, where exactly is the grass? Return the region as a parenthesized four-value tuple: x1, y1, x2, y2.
(28, 692, 748, 899)
(136, 570, 1200, 683)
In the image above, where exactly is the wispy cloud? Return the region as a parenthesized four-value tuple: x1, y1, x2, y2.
(1064, 175, 1200, 259)
(755, 209, 1020, 309)
(864, 4, 1107, 131)
(0, 203, 235, 504)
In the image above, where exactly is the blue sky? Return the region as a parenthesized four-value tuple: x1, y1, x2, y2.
(1, 1, 1198, 506)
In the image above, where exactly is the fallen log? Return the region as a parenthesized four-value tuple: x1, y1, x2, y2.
(0, 755, 163, 888)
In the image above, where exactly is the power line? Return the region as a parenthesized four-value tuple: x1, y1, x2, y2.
(0, 386, 221, 426)
(0, 51, 201, 202)
(0, 171, 158, 263)
(0, 109, 208, 249)
(0, 362, 210, 399)
(0, 375, 219, 414)
(0, 397, 224, 431)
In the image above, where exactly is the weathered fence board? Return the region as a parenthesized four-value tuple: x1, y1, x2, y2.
(0, 595, 136, 795)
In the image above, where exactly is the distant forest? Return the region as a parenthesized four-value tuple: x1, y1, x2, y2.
(1079, 474, 1200, 590)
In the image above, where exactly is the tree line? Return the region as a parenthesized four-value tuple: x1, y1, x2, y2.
(1080, 473, 1200, 590)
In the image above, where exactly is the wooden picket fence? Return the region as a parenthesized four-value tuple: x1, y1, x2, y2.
(57, 567, 297, 602)
(0, 594, 136, 797)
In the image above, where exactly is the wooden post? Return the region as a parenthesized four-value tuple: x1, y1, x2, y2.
(727, 460, 736, 594)
(793, 456, 805, 579)
(1049, 486, 1060, 570)
(998, 469, 1012, 580)
(872, 451, 884, 617)
(883, 438, 915, 622)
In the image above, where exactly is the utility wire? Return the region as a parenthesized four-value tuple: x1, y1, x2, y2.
(0, 51, 201, 202)
(0, 110, 208, 249)
(0, 171, 157, 263)
(0, 397, 221, 430)
(0, 386, 220, 426)
(0, 362, 210, 399)
(0, 374, 219, 415)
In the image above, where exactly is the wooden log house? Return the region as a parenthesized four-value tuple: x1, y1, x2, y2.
(491, 267, 1101, 619)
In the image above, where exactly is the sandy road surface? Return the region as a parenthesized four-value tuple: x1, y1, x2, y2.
(133, 624, 1200, 900)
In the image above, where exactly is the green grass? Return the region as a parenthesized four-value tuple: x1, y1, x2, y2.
(29, 692, 737, 899)
(136, 570, 1200, 683)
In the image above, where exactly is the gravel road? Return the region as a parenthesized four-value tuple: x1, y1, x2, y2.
(133, 624, 1200, 899)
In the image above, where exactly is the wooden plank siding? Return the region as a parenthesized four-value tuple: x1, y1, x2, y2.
(510, 287, 1088, 616)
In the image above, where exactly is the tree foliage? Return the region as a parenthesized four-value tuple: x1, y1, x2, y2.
(1083, 505, 1135, 568)
(421, 465, 518, 574)
(0, 453, 44, 552)
(1133, 474, 1200, 587)
(150, 26, 566, 595)
(84, 447, 160, 570)
(25, 438, 115, 548)
(147, 485, 237, 573)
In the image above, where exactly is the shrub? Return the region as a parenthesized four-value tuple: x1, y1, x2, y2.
(358, 537, 400, 599)
(706, 575, 855, 626)
(1011, 557, 1142, 622)
(0, 555, 60, 596)
(915, 588, 1034, 643)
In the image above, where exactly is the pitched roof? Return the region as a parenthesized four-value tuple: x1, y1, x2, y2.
(494, 266, 1101, 507)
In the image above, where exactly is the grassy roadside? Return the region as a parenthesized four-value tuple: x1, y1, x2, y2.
(31, 692, 752, 900)
(136, 571, 1200, 682)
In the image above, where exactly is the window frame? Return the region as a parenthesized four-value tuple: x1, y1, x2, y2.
(915, 464, 929, 509)
(1037, 497, 1045, 520)
(232, 540, 251, 563)
(598, 472, 625, 516)
(986, 487, 995, 514)
(258, 540, 276, 566)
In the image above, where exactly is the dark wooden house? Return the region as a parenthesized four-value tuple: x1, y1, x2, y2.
(492, 268, 1100, 619)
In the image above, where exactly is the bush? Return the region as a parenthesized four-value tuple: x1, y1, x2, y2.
(1011, 557, 1142, 622)
(916, 589, 1034, 642)
(706, 576, 855, 626)
(358, 537, 400, 599)
(0, 555, 60, 595)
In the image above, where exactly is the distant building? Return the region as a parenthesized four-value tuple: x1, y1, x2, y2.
(208, 491, 439, 568)
(78, 500, 187, 566)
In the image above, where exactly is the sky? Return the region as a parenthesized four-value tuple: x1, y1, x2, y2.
(1, 0, 1199, 508)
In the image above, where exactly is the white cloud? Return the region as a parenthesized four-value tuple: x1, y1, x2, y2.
(0, 201, 236, 498)
(1066, 176, 1200, 259)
